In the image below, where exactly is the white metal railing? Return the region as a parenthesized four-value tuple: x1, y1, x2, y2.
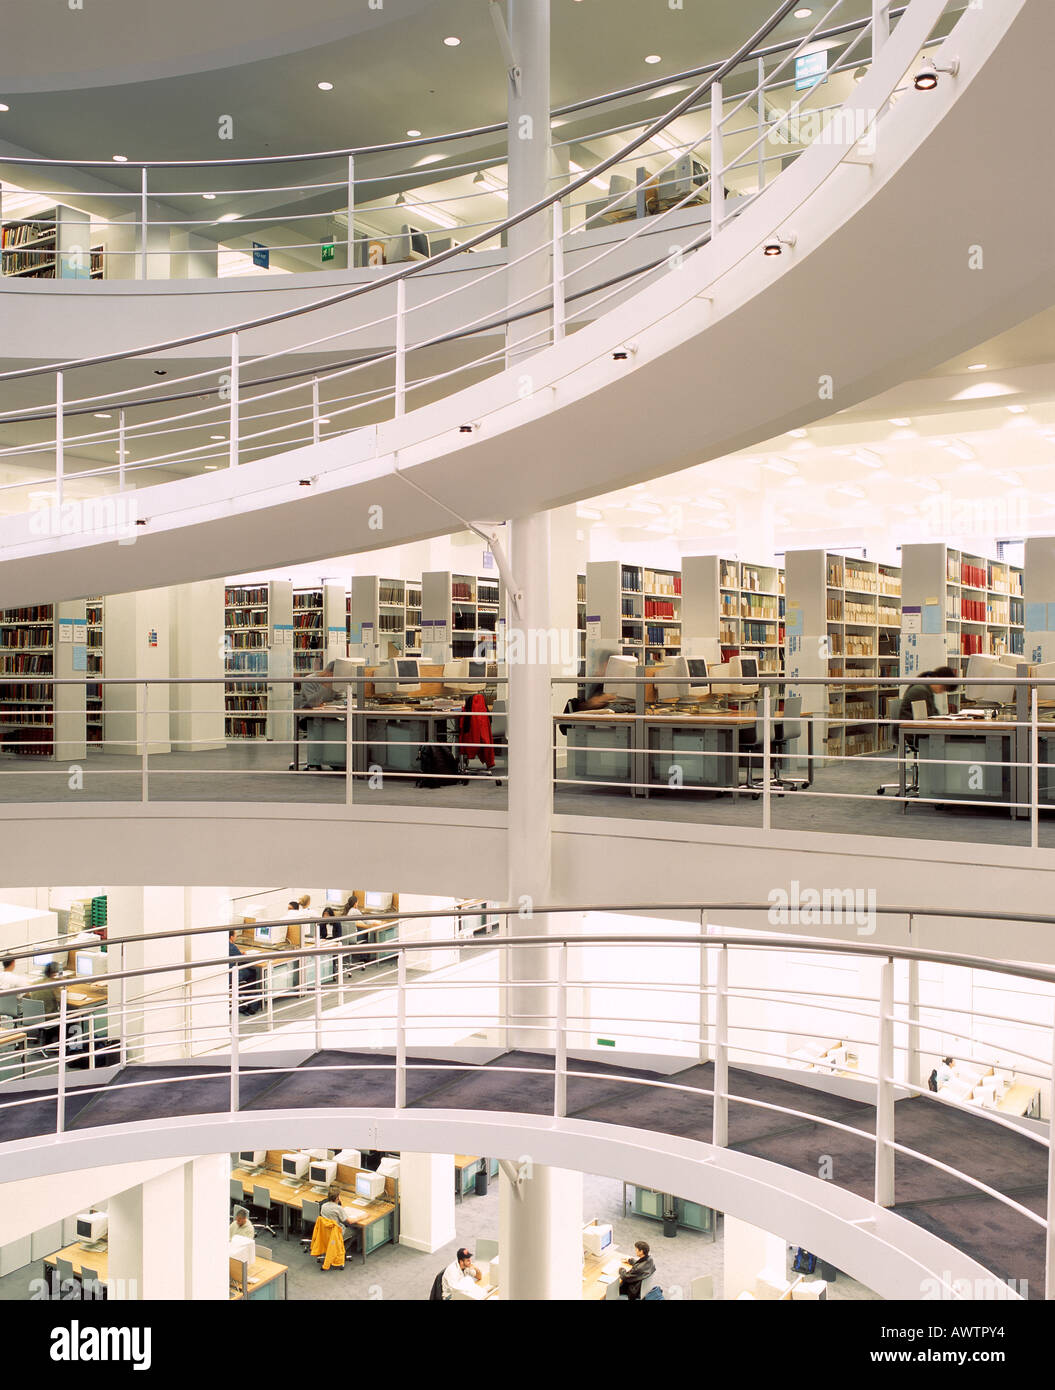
(0, 902, 1050, 1295)
(0, 0, 969, 517)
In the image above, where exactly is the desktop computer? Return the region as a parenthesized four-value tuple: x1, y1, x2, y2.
(372, 658, 423, 697)
(334, 1148, 362, 1169)
(355, 1171, 386, 1201)
(583, 1222, 614, 1257)
(443, 658, 488, 695)
(964, 653, 1019, 707)
(603, 654, 639, 702)
(309, 1159, 337, 1193)
(727, 656, 760, 697)
(362, 892, 393, 913)
(1030, 660, 1055, 702)
(281, 1153, 309, 1188)
(74, 949, 107, 978)
(254, 923, 289, 946)
(229, 1235, 256, 1268)
(75, 1212, 108, 1250)
(237, 1150, 266, 1173)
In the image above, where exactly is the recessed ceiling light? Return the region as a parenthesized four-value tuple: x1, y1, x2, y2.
(0, 104, 9, 113)
(153, 369, 167, 376)
(202, 193, 216, 200)
(966, 362, 988, 371)
(645, 54, 662, 64)
(112, 154, 128, 162)
(317, 81, 334, 91)
(443, 36, 461, 46)
(1006, 404, 1027, 414)
(787, 428, 808, 438)
(406, 129, 422, 138)
(204, 465, 219, 471)
(218, 212, 241, 221)
(94, 413, 111, 420)
(888, 417, 911, 427)
(794, 7, 813, 16)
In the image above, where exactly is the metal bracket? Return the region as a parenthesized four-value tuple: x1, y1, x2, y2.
(488, 0, 522, 96)
(498, 1158, 526, 1198)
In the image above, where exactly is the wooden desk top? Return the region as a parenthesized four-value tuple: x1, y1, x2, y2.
(556, 710, 755, 727)
(903, 718, 1022, 733)
(454, 1154, 481, 1171)
(229, 1255, 288, 1300)
(232, 1167, 395, 1227)
(996, 1082, 1039, 1115)
(67, 985, 107, 1007)
(0, 1028, 27, 1046)
(582, 1246, 629, 1301)
(46, 1242, 108, 1279)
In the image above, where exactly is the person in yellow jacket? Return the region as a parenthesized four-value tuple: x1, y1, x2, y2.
(310, 1185, 355, 1270)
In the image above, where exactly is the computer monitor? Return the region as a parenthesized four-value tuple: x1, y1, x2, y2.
(33, 952, 53, 968)
(363, 891, 392, 911)
(334, 1148, 362, 1169)
(1031, 660, 1055, 701)
(585, 638, 621, 684)
(75, 1212, 108, 1242)
(309, 1159, 337, 1187)
(75, 949, 106, 977)
(443, 658, 488, 694)
(281, 1153, 309, 1180)
(238, 1150, 266, 1169)
(378, 1157, 401, 1180)
(373, 657, 422, 696)
(603, 654, 639, 699)
(254, 923, 289, 946)
(356, 1171, 385, 1200)
(727, 656, 760, 696)
(229, 1235, 256, 1267)
(964, 653, 1018, 706)
(653, 656, 689, 701)
(583, 1223, 613, 1256)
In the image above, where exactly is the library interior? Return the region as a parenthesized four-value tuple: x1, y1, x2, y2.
(0, 0, 1053, 1312)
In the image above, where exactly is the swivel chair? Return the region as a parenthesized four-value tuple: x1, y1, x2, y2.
(249, 1183, 278, 1238)
(876, 698, 927, 809)
(744, 695, 806, 793)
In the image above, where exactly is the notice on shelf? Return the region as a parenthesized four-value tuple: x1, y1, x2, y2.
(902, 605, 922, 634)
(922, 603, 942, 636)
(72, 646, 88, 672)
(1025, 602, 1048, 631)
(482, 551, 494, 570)
(586, 615, 601, 639)
(348, 622, 362, 644)
(58, 619, 74, 643)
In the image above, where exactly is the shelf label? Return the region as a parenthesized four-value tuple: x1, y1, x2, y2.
(902, 605, 922, 635)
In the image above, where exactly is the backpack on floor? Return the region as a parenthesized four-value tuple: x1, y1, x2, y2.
(416, 742, 464, 789)
(792, 1248, 816, 1274)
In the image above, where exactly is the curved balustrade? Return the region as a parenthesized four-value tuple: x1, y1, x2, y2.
(0, 0, 970, 518)
(0, 901, 1050, 1297)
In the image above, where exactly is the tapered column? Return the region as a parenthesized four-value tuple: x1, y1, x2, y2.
(505, 0, 551, 362)
(498, 1162, 583, 1299)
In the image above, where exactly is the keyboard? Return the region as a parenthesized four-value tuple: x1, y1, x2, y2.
(351, 1197, 369, 1207)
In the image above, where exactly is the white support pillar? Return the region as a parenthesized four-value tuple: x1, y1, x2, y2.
(182, 1154, 229, 1299)
(723, 1215, 786, 1300)
(507, 511, 555, 1051)
(398, 1153, 457, 1253)
(183, 888, 232, 1058)
(110, 887, 187, 1065)
(505, 0, 551, 362)
(498, 1162, 582, 1299)
(109, 1165, 186, 1300)
(102, 590, 172, 757)
(875, 956, 896, 1208)
(169, 580, 225, 752)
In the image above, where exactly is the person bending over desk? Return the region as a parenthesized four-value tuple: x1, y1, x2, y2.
(1, 956, 32, 992)
(619, 1241, 655, 1300)
(27, 961, 62, 1017)
(441, 1247, 484, 1299)
(295, 662, 341, 711)
(896, 667, 957, 723)
(558, 685, 621, 736)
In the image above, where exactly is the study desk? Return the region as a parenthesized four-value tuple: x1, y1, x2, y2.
(470, 1247, 628, 1301)
(995, 1082, 1041, 1118)
(231, 1167, 397, 1261)
(0, 1025, 28, 1079)
(454, 1154, 499, 1201)
(229, 1254, 289, 1301)
(292, 703, 505, 779)
(558, 709, 778, 798)
(44, 1241, 110, 1297)
(899, 719, 1019, 815)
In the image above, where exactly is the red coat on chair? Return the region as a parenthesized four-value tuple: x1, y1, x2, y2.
(459, 693, 495, 769)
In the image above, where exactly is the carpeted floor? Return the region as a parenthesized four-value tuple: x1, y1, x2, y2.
(0, 742, 1048, 848)
(0, 1048, 1041, 1295)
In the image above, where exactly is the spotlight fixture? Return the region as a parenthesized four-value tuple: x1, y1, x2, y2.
(202, 193, 216, 200)
(459, 422, 481, 433)
(0, 104, 9, 113)
(913, 55, 959, 91)
(135, 518, 148, 526)
(153, 369, 167, 376)
(299, 478, 313, 487)
(763, 232, 797, 256)
(644, 55, 662, 65)
(612, 342, 638, 361)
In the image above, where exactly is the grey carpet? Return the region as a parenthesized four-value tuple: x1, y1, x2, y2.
(68, 1064, 278, 1126)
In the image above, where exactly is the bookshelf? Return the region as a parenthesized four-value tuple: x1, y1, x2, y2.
(348, 576, 424, 661)
(577, 573, 586, 666)
(681, 556, 785, 673)
(900, 544, 1024, 680)
(86, 597, 104, 746)
(785, 551, 901, 759)
(223, 581, 293, 740)
(1, 206, 93, 279)
(421, 571, 503, 661)
(292, 584, 346, 674)
(585, 561, 682, 661)
(0, 601, 87, 759)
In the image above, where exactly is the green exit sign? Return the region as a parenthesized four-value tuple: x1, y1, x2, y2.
(597, 1038, 616, 1047)
(321, 242, 335, 262)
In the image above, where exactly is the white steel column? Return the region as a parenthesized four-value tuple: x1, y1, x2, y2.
(875, 956, 896, 1208)
(398, 1153, 457, 1253)
(109, 1165, 187, 1300)
(505, 0, 551, 362)
(507, 511, 555, 1051)
(498, 1162, 582, 1299)
(182, 1154, 229, 1299)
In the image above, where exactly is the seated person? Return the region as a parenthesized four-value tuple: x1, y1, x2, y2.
(441, 1247, 484, 1299)
(319, 905, 343, 941)
(618, 1240, 655, 1300)
(295, 661, 341, 711)
(228, 931, 262, 1016)
(316, 1184, 356, 1259)
(558, 683, 621, 735)
(1, 956, 32, 994)
(896, 667, 957, 723)
(26, 962, 64, 1040)
(229, 1206, 255, 1241)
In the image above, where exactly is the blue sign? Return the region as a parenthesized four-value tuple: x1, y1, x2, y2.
(252, 242, 270, 269)
(795, 50, 828, 90)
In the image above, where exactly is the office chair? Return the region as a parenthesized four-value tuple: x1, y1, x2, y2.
(56, 1256, 78, 1293)
(690, 1273, 715, 1300)
(80, 1264, 105, 1300)
(250, 1184, 278, 1238)
(876, 701, 927, 809)
(230, 1178, 244, 1210)
(18, 997, 46, 1043)
(299, 1199, 321, 1251)
(0, 992, 19, 1024)
(744, 695, 805, 794)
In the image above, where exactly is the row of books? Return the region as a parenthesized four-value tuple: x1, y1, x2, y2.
(451, 580, 474, 601)
(644, 599, 678, 619)
(642, 569, 681, 596)
(740, 567, 776, 594)
(293, 592, 322, 610)
(378, 582, 405, 606)
(225, 717, 266, 738)
(478, 585, 500, 606)
(0, 626, 53, 647)
(0, 654, 53, 673)
(0, 683, 54, 700)
(226, 611, 268, 628)
(225, 695, 266, 711)
(742, 622, 781, 645)
(621, 567, 642, 592)
(645, 625, 680, 646)
(3, 606, 53, 623)
(959, 598, 990, 622)
(227, 631, 267, 649)
(226, 587, 268, 607)
(293, 612, 322, 629)
(378, 615, 404, 632)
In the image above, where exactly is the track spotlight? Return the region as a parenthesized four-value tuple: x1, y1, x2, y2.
(612, 342, 638, 361)
(459, 422, 481, 433)
(763, 232, 797, 256)
(913, 55, 959, 91)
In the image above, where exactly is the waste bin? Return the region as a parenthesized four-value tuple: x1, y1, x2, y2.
(475, 1169, 488, 1197)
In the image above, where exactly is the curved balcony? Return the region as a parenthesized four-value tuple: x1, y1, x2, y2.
(0, 904, 1051, 1299)
(0, 0, 1050, 607)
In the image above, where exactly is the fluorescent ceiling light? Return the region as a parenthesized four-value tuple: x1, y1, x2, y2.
(835, 484, 866, 498)
(317, 82, 334, 91)
(414, 154, 444, 167)
(944, 439, 975, 460)
(421, 206, 459, 229)
(569, 159, 608, 191)
(576, 506, 602, 520)
(648, 85, 688, 101)
(444, 36, 461, 46)
(888, 417, 911, 427)
(0, 104, 9, 113)
(952, 381, 1015, 400)
(202, 193, 216, 200)
(406, 129, 422, 138)
(1006, 404, 1027, 414)
(912, 477, 942, 492)
(93, 412, 111, 420)
(218, 212, 241, 222)
(996, 471, 1022, 486)
(853, 449, 883, 468)
(645, 55, 662, 64)
(210, 434, 225, 441)
(318, 416, 331, 424)
(473, 172, 507, 195)
(787, 428, 808, 438)
(631, 502, 664, 515)
(112, 154, 127, 162)
(966, 362, 988, 371)
(204, 465, 219, 471)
